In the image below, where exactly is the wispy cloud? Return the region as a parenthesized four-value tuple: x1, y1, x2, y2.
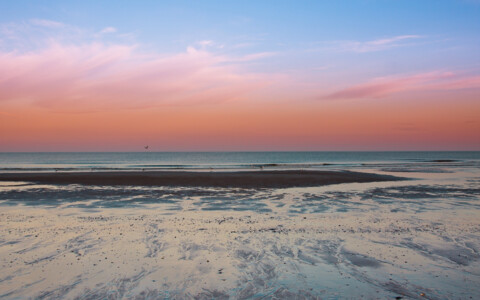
(0, 19, 84, 52)
(232, 52, 277, 62)
(324, 71, 480, 99)
(30, 19, 65, 28)
(366, 35, 420, 46)
(0, 20, 134, 53)
(197, 40, 213, 47)
(98, 26, 117, 34)
(0, 41, 276, 111)
(315, 35, 422, 53)
(0, 19, 285, 111)
(195, 40, 226, 50)
(392, 122, 423, 132)
(231, 42, 254, 49)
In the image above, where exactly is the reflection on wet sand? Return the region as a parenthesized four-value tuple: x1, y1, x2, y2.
(1, 207, 479, 299)
(0, 165, 479, 299)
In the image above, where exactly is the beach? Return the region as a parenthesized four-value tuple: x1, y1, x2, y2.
(0, 152, 479, 299)
(2, 0, 480, 298)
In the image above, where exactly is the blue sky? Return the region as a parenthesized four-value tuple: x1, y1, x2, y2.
(2, 0, 479, 78)
(1, 1, 479, 49)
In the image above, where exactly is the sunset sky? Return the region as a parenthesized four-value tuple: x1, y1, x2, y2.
(1, 0, 479, 151)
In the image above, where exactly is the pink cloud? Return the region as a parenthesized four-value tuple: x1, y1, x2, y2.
(0, 43, 273, 111)
(313, 35, 422, 53)
(324, 71, 480, 100)
(231, 52, 277, 62)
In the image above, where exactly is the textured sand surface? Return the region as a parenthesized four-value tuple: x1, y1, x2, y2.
(1, 165, 479, 299)
(1, 207, 479, 299)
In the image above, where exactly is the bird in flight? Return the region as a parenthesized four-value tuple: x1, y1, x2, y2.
(144, 145, 149, 150)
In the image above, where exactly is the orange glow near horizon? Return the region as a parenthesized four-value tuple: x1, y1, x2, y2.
(2, 94, 479, 151)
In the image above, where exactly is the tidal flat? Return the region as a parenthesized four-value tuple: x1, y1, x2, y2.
(0, 162, 479, 299)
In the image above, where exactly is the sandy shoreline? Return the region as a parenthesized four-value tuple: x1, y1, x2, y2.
(1, 206, 479, 299)
(0, 170, 403, 188)
(1, 161, 478, 298)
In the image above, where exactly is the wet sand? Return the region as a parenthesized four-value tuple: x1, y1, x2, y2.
(1, 207, 479, 299)
(0, 170, 402, 188)
(1, 166, 479, 299)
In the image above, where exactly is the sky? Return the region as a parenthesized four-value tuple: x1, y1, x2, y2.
(0, 0, 479, 151)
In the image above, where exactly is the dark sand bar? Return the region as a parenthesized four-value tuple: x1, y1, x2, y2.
(0, 170, 404, 188)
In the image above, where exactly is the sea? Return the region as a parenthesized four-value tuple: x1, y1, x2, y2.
(1, 151, 479, 172)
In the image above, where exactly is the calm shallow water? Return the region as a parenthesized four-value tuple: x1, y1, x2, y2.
(0, 152, 479, 299)
(1, 151, 479, 171)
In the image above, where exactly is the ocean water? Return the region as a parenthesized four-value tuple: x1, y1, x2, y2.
(1, 151, 479, 171)
(1, 152, 480, 298)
